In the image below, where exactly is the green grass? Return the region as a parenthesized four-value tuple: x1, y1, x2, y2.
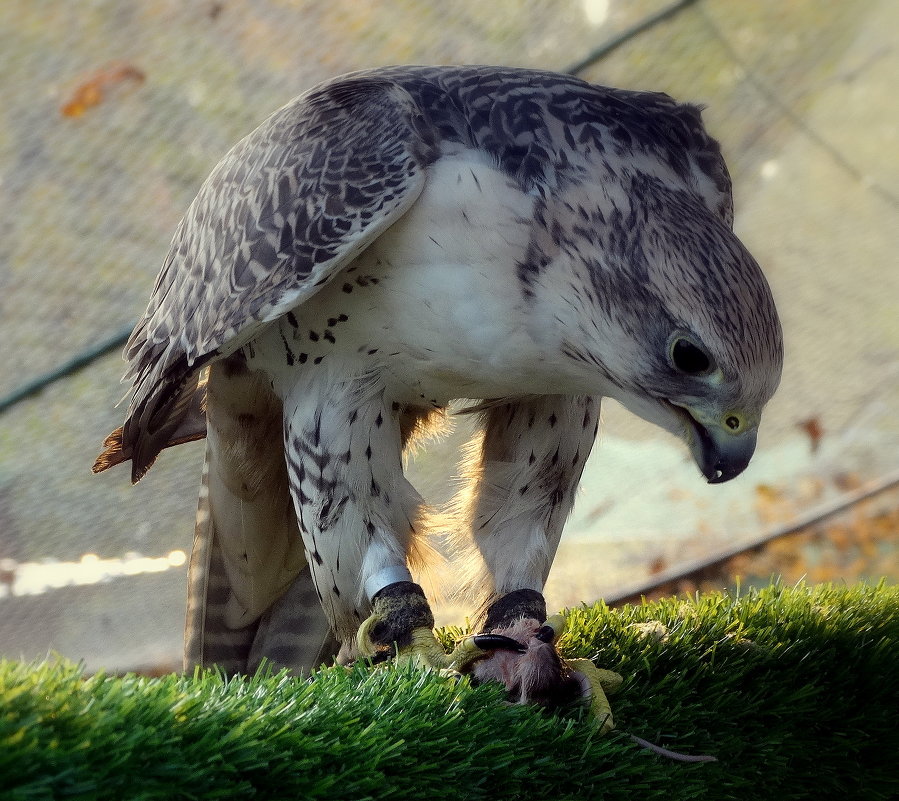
(2, 582, 897, 800)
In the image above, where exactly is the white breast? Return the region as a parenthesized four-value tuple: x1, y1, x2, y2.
(249, 152, 569, 403)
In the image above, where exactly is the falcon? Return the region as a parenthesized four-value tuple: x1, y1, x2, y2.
(94, 65, 783, 728)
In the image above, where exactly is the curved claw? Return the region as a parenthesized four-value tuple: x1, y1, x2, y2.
(472, 633, 528, 653)
(542, 614, 568, 645)
(535, 625, 554, 643)
(355, 613, 383, 659)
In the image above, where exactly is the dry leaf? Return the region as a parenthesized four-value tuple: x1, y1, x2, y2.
(796, 416, 824, 453)
(61, 61, 145, 118)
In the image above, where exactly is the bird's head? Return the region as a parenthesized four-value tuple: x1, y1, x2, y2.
(557, 177, 783, 484)
(606, 320, 782, 484)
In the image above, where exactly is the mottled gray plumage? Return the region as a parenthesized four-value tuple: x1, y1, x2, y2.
(96, 65, 783, 676)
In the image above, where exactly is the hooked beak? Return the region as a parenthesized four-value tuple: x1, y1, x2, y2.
(686, 415, 757, 483)
(663, 402, 758, 484)
(617, 391, 760, 484)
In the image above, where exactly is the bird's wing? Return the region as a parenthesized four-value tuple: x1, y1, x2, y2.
(99, 74, 434, 481)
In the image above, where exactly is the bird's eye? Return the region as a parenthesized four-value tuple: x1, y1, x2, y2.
(670, 337, 712, 375)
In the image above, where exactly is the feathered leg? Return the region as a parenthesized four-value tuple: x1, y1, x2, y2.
(465, 395, 600, 601)
(457, 395, 621, 729)
(281, 373, 438, 660)
(280, 373, 521, 669)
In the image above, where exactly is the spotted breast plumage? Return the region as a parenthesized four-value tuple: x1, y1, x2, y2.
(95, 65, 782, 724)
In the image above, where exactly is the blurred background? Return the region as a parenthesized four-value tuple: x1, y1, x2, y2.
(0, 0, 896, 673)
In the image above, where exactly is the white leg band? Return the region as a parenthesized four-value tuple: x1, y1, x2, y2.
(365, 565, 413, 601)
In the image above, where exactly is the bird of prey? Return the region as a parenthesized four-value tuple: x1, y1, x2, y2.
(95, 65, 782, 727)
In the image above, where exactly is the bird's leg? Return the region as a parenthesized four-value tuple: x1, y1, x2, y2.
(460, 395, 621, 729)
(356, 580, 526, 671)
(282, 378, 519, 671)
(465, 395, 600, 602)
(282, 375, 431, 657)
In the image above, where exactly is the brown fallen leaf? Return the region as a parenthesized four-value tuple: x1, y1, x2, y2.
(61, 61, 145, 118)
(796, 416, 824, 454)
(648, 555, 667, 575)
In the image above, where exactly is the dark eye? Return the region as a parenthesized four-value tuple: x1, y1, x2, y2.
(671, 338, 712, 375)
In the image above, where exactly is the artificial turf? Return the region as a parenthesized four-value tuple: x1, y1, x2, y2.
(2, 582, 897, 800)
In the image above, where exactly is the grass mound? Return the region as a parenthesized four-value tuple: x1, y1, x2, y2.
(2, 582, 897, 800)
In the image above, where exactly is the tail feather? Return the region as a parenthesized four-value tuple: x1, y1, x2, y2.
(183, 362, 336, 675)
(92, 377, 209, 478)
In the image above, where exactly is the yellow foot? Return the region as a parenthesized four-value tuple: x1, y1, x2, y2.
(381, 626, 527, 671)
(355, 583, 622, 734)
(356, 608, 525, 673)
(565, 658, 623, 733)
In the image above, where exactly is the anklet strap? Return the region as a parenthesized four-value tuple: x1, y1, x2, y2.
(364, 565, 413, 601)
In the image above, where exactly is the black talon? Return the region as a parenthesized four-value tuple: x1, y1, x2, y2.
(473, 634, 527, 653)
(535, 625, 555, 643)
